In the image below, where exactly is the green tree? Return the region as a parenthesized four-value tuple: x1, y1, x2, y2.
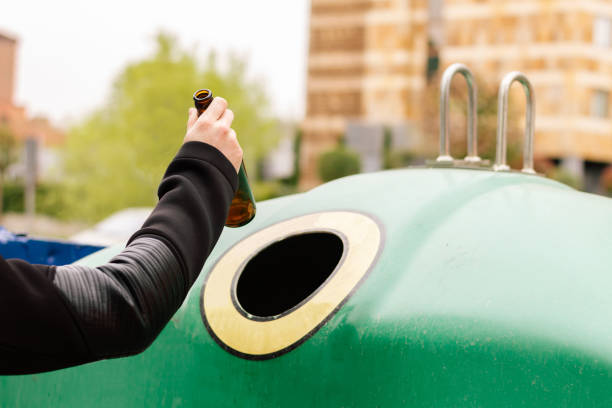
(61, 33, 279, 221)
(0, 126, 19, 216)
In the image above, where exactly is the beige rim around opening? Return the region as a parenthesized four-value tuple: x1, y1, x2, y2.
(201, 211, 383, 358)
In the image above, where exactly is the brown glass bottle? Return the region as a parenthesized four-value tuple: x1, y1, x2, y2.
(193, 89, 256, 227)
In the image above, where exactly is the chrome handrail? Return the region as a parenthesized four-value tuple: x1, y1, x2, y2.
(436, 63, 481, 164)
(493, 71, 536, 173)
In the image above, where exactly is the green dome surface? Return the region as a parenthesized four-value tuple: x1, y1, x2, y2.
(3, 167, 612, 407)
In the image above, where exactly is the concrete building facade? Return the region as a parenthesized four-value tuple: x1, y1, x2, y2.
(0, 31, 64, 183)
(0, 32, 17, 106)
(302, 0, 430, 188)
(302, 0, 612, 190)
(443, 0, 612, 187)
(0, 32, 26, 135)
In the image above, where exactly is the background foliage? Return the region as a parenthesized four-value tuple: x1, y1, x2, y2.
(3, 182, 65, 217)
(60, 33, 279, 221)
(318, 146, 361, 182)
(0, 126, 19, 215)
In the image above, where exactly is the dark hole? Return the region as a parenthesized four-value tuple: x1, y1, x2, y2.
(235, 232, 344, 318)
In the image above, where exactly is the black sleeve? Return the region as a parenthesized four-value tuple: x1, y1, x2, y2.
(0, 141, 237, 375)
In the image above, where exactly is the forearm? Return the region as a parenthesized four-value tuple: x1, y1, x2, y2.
(0, 142, 237, 374)
(53, 142, 237, 358)
(53, 237, 184, 358)
(128, 141, 237, 284)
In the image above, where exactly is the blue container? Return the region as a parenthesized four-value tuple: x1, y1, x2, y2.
(0, 227, 104, 265)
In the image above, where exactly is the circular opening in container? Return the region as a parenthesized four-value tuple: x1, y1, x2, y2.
(234, 232, 345, 319)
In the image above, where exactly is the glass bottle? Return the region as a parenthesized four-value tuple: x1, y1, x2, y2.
(193, 89, 256, 227)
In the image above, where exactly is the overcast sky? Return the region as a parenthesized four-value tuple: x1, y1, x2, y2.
(2, 0, 309, 126)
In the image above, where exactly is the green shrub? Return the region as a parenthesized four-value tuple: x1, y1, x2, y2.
(318, 147, 361, 182)
(548, 168, 582, 190)
(3, 183, 24, 213)
(384, 149, 417, 169)
(2, 182, 66, 218)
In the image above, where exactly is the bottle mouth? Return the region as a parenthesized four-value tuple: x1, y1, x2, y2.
(193, 89, 212, 101)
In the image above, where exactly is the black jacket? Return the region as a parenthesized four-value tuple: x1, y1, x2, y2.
(0, 142, 237, 375)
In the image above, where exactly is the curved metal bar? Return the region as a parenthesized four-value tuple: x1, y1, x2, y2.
(437, 63, 480, 163)
(494, 71, 536, 173)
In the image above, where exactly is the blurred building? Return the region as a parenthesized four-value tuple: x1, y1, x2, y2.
(302, 0, 612, 192)
(0, 32, 23, 131)
(0, 30, 64, 181)
(443, 0, 612, 192)
(302, 0, 430, 188)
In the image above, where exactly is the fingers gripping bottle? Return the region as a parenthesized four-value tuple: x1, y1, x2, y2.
(193, 89, 256, 227)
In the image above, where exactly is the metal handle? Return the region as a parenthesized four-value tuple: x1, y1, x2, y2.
(436, 63, 480, 164)
(493, 71, 536, 173)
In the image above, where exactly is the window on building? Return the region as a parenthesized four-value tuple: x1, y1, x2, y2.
(594, 17, 612, 47)
(591, 89, 609, 118)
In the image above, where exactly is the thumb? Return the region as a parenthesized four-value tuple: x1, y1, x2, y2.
(187, 108, 198, 129)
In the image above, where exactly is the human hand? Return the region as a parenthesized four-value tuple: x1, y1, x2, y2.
(184, 97, 243, 173)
